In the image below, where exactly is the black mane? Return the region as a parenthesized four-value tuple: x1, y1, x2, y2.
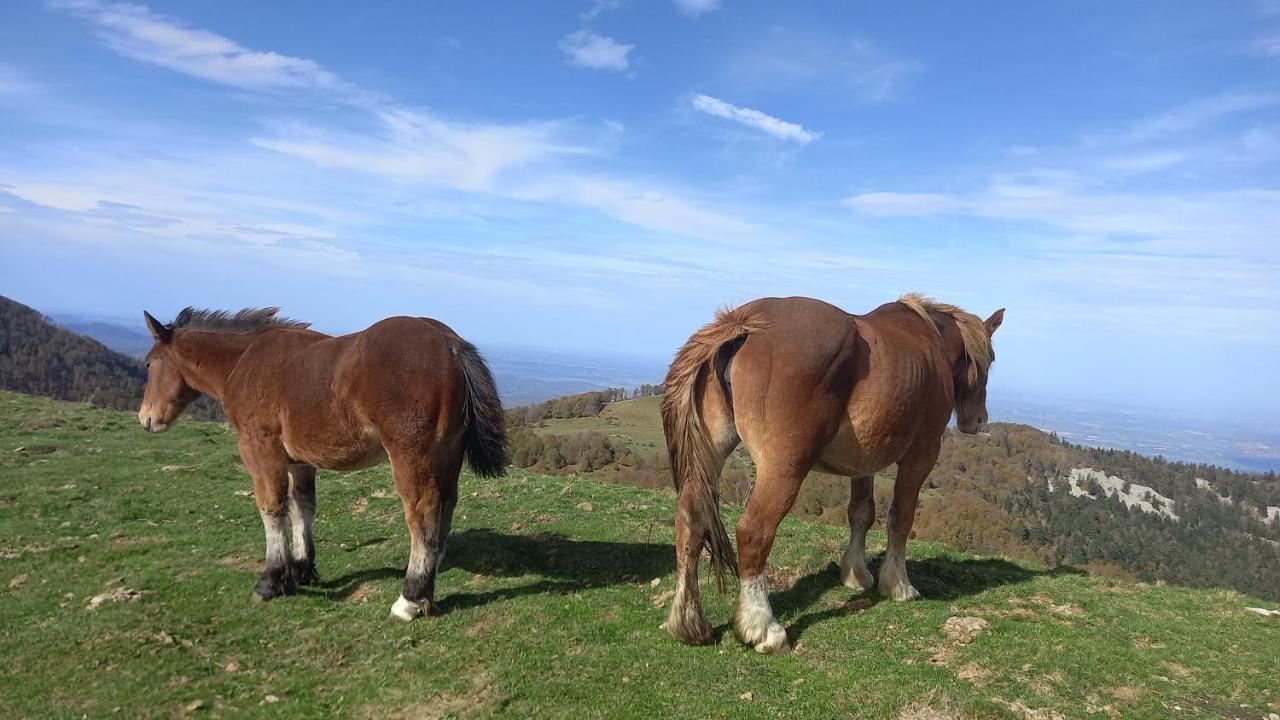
(170, 307, 309, 334)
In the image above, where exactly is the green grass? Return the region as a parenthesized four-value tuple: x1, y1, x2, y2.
(1, 390, 1276, 719)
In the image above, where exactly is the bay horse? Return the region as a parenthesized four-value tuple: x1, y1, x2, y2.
(137, 307, 508, 621)
(661, 294, 1003, 654)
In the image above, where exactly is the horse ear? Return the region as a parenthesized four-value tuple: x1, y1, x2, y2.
(143, 311, 171, 343)
(985, 308, 1005, 335)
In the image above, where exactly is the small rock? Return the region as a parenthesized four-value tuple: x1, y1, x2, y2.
(650, 577, 661, 587)
(263, 695, 280, 704)
(223, 660, 239, 672)
(941, 616, 991, 644)
(86, 587, 147, 610)
(739, 692, 753, 701)
(576, 501, 595, 512)
(161, 465, 197, 473)
(233, 490, 252, 497)
(8, 573, 30, 590)
(184, 699, 205, 712)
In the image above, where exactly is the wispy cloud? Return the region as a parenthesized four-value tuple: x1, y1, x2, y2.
(48, 0, 352, 95)
(1121, 91, 1278, 142)
(842, 192, 957, 216)
(44, 1, 756, 243)
(724, 30, 920, 102)
(252, 110, 580, 193)
(559, 30, 634, 72)
(1252, 33, 1280, 58)
(672, 0, 720, 18)
(690, 94, 818, 143)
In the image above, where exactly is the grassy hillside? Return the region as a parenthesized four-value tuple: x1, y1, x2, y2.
(1, 390, 1277, 719)
(514, 396, 1280, 600)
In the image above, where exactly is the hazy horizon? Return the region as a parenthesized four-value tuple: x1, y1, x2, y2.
(4, 1, 1279, 423)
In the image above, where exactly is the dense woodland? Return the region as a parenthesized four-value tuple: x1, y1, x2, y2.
(507, 391, 1280, 600)
(0, 295, 222, 419)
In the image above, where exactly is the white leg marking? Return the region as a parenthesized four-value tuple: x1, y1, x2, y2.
(261, 512, 289, 568)
(389, 594, 425, 622)
(841, 535, 874, 591)
(878, 518, 920, 601)
(733, 575, 790, 655)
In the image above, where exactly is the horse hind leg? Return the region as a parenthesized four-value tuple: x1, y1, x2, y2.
(665, 375, 738, 645)
(286, 463, 319, 586)
(732, 463, 804, 655)
(841, 475, 876, 591)
(388, 448, 461, 622)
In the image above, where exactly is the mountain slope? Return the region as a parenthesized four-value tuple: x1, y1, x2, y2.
(0, 390, 1277, 719)
(0, 294, 147, 409)
(508, 394, 1280, 600)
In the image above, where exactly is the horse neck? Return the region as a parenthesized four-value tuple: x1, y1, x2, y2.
(171, 331, 257, 403)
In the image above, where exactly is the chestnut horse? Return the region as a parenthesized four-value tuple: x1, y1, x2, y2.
(137, 308, 507, 621)
(661, 294, 1003, 654)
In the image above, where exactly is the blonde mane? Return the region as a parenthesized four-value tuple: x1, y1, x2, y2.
(897, 293, 992, 371)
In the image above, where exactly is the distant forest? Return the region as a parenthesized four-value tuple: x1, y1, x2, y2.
(0, 295, 222, 420)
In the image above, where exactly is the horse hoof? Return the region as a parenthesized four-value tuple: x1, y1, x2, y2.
(291, 565, 320, 587)
(753, 625, 792, 656)
(884, 583, 920, 601)
(840, 565, 875, 591)
(389, 594, 425, 622)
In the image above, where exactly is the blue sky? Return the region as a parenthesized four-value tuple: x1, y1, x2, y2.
(1, 0, 1278, 420)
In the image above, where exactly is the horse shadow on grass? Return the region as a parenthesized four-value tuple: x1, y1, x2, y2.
(310, 528, 675, 612)
(770, 555, 1087, 643)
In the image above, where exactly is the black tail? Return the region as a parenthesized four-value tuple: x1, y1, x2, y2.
(453, 339, 509, 478)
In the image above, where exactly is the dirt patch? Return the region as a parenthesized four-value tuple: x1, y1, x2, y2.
(86, 586, 148, 610)
(927, 645, 957, 667)
(463, 610, 515, 638)
(941, 616, 990, 644)
(955, 662, 991, 686)
(1104, 685, 1143, 702)
(349, 497, 369, 514)
(897, 700, 965, 720)
(1161, 661, 1193, 679)
(218, 554, 260, 572)
(997, 699, 1066, 720)
(379, 671, 499, 719)
(347, 584, 378, 605)
(1132, 636, 1166, 649)
(8, 572, 30, 591)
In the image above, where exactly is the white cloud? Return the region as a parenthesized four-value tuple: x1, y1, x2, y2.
(724, 32, 919, 102)
(672, 0, 720, 17)
(48, 0, 350, 95)
(1252, 33, 1280, 58)
(253, 109, 580, 192)
(559, 30, 634, 72)
(690, 94, 818, 144)
(842, 192, 958, 216)
(1101, 151, 1187, 174)
(1122, 91, 1278, 142)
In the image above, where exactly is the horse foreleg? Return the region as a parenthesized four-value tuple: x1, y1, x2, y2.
(879, 443, 940, 601)
(241, 436, 295, 602)
(732, 468, 802, 655)
(841, 474, 876, 591)
(287, 463, 319, 586)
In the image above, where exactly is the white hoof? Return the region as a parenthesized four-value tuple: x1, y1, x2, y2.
(753, 623, 792, 656)
(389, 594, 425, 622)
(840, 560, 875, 591)
(881, 580, 920, 601)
